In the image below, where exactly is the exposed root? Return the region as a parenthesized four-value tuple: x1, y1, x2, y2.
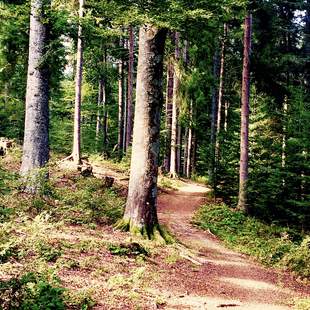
(114, 218, 174, 244)
(168, 172, 179, 179)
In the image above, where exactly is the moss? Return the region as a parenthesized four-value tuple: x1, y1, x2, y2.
(115, 218, 174, 244)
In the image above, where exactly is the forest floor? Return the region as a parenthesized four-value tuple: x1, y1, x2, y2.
(1, 153, 309, 309)
(89, 159, 310, 309)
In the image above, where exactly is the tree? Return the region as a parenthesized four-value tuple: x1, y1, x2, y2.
(20, 0, 51, 191)
(71, 0, 84, 165)
(126, 25, 135, 150)
(169, 32, 180, 178)
(116, 24, 167, 239)
(237, 13, 252, 212)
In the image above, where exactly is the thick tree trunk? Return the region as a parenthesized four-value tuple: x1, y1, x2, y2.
(118, 58, 124, 158)
(163, 60, 174, 172)
(215, 23, 227, 163)
(117, 25, 167, 239)
(237, 14, 252, 212)
(126, 26, 135, 150)
(169, 32, 180, 178)
(20, 0, 50, 190)
(71, 0, 84, 165)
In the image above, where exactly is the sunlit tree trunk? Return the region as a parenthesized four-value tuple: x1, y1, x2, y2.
(169, 32, 180, 178)
(238, 14, 252, 212)
(117, 25, 167, 239)
(176, 124, 182, 173)
(183, 128, 188, 175)
(186, 100, 193, 178)
(95, 78, 104, 142)
(126, 25, 135, 150)
(224, 100, 229, 133)
(118, 56, 124, 158)
(163, 59, 174, 172)
(20, 0, 51, 187)
(215, 23, 227, 163)
(72, 0, 84, 165)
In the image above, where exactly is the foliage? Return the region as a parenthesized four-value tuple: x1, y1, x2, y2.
(0, 272, 65, 310)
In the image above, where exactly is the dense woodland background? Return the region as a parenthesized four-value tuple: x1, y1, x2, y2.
(0, 0, 309, 307)
(1, 0, 308, 226)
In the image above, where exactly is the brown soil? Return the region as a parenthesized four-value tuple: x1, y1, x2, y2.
(156, 181, 310, 310)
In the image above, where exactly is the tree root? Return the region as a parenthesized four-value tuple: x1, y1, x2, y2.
(114, 218, 174, 244)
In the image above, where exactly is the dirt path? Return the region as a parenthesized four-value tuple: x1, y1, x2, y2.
(157, 181, 309, 310)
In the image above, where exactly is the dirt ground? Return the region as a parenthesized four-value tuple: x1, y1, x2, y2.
(156, 181, 310, 310)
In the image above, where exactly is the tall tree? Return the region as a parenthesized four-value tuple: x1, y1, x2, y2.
(117, 37, 124, 157)
(71, 0, 84, 165)
(169, 32, 180, 178)
(126, 25, 135, 150)
(163, 55, 174, 172)
(116, 24, 167, 239)
(237, 13, 252, 212)
(20, 0, 51, 190)
(215, 23, 228, 163)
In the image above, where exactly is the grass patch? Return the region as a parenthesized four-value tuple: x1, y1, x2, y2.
(194, 203, 310, 278)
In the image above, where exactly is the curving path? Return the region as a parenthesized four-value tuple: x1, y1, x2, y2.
(157, 181, 309, 310)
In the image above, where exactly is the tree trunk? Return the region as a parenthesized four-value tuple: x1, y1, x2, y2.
(208, 51, 219, 188)
(126, 25, 135, 150)
(186, 126, 193, 178)
(117, 25, 167, 239)
(183, 127, 188, 176)
(96, 78, 104, 143)
(163, 60, 174, 172)
(123, 72, 127, 152)
(169, 32, 180, 178)
(237, 13, 252, 212)
(20, 0, 50, 191)
(186, 100, 193, 178)
(215, 23, 227, 163)
(118, 57, 124, 158)
(176, 124, 182, 174)
(71, 0, 84, 165)
(304, 0, 309, 88)
(224, 100, 230, 133)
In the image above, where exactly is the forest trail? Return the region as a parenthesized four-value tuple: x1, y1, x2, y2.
(157, 181, 308, 310)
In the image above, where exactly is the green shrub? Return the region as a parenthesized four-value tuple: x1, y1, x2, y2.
(282, 237, 310, 278)
(0, 272, 65, 310)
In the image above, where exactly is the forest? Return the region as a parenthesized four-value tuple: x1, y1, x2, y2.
(0, 0, 309, 309)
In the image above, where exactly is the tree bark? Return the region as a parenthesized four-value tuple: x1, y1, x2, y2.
(117, 54, 124, 158)
(237, 13, 252, 212)
(208, 50, 219, 188)
(186, 100, 193, 178)
(169, 32, 180, 178)
(96, 78, 104, 142)
(20, 0, 50, 189)
(215, 23, 228, 163)
(126, 25, 135, 150)
(117, 25, 167, 239)
(71, 0, 84, 165)
(163, 59, 174, 172)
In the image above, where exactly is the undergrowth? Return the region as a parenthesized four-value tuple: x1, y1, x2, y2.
(194, 203, 310, 278)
